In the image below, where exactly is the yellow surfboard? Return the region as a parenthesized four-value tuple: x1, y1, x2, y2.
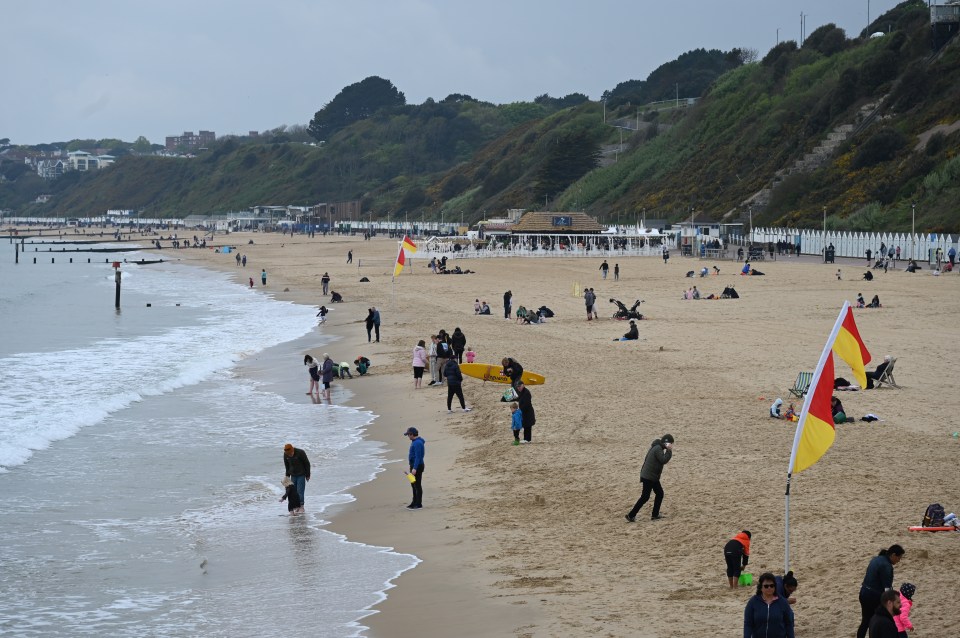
(458, 363, 546, 386)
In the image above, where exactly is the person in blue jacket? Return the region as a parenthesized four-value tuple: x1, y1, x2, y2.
(744, 572, 795, 638)
(404, 427, 425, 509)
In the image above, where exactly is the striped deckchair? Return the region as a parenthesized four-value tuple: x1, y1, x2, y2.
(789, 371, 813, 398)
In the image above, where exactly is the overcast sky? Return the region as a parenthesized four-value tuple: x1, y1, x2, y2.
(4, 0, 903, 146)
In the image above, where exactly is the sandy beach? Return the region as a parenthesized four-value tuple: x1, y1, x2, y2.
(161, 229, 960, 637)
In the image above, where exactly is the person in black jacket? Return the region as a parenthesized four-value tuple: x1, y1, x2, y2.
(857, 544, 904, 638)
(616, 320, 639, 341)
(625, 434, 674, 521)
(516, 381, 536, 442)
(451, 327, 467, 363)
(501, 357, 524, 388)
(443, 358, 471, 413)
(283, 443, 310, 514)
(503, 290, 512, 319)
(868, 589, 901, 638)
(279, 476, 302, 515)
(864, 355, 891, 389)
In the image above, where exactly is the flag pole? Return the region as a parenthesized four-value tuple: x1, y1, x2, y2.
(784, 301, 850, 573)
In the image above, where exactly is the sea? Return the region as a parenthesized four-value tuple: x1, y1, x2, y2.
(0, 241, 418, 637)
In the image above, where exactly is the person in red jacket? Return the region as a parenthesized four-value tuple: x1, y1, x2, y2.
(725, 530, 752, 588)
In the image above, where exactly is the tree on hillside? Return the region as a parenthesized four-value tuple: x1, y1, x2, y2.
(308, 76, 406, 141)
(132, 136, 153, 153)
(605, 48, 743, 107)
(802, 24, 849, 56)
(534, 131, 600, 202)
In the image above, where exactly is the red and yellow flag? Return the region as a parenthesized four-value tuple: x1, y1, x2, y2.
(401, 235, 417, 253)
(393, 245, 407, 278)
(833, 306, 871, 388)
(792, 353, 836, 473)
(789, 302, 871, 474)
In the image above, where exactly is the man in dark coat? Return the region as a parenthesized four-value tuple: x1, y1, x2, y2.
(503, 290, 512, 320)
(516, 381, 536, 442)
(625, 434, 674, 522)
(443, 357, 470, 413)
(283, 443, 311, 513)
(868, 589, 901, 638)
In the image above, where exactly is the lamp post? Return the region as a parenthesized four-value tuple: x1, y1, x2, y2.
(911, 201, 916, 260)
(823, 206, 827, 262)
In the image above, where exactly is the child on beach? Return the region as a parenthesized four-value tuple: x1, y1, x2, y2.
(510, 402, 523, 445)
(280, 476, 303, 514)
(465, 346, 476, 364)
(317, 305, 328, 323)
(895, 583, 915, 637)
(248, 277, 254, 288)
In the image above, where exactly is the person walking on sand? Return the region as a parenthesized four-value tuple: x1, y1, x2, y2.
(412, 340, 427, 389)
(724, 530, 752, 588)
(321, 272, 330, 296)
(625, 434, 674, 522)
(584, 287, 595, 321)
(320, 353, 334, 402)
(242, 254, 247, 267)
(857, 544, 905, 638)
(599, 259, 609, 279)
(428, 335, 440, 386)
(364, 308, 375, 343)
(347, 249, 353, 264)
(261, 269, 267, 286)
(614, 263, 619, 281)
(304, 354, 320, 396)
(503, 290, 512, 320)
(283, 443, 310, 514)
(372, 307, 381, 342)
(516, 380, 535, 442)
(404, 427, 425, 509)
(249, 277, 254, 288)
(443, 357, 471, 413)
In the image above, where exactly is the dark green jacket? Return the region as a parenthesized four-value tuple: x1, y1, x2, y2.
(639, 439, 672, 481)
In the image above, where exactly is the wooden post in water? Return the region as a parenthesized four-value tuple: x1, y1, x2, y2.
(114, 265, 122, 309)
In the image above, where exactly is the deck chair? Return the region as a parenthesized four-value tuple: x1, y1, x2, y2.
(874, 357, 900, 389)
(789, 371, 813, 398)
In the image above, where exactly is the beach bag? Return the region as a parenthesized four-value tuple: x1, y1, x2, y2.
(501, 387, 518, 402)
(923, 503, 945, 527)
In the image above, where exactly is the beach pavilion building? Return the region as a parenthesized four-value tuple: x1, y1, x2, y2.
(504, 211, 667, 254)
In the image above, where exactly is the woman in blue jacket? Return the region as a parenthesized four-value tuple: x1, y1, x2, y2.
(744, 572, 795, 638)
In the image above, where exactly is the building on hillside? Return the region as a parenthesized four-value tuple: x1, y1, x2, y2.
(931, 2, 960, 49)
(165, 130, 216, 151)
(37, 159, 65, 179)
(66, 151, 115, 172)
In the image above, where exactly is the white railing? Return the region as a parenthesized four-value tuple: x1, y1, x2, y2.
(747, 227, 957, 264)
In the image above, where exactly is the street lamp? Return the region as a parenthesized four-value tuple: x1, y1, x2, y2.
(823, 206, 827, 262)
(911, 201, 916, 260)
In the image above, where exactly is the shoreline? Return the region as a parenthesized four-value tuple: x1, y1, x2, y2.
(85, 228, 960, 636)
(172, 232, 534, 636)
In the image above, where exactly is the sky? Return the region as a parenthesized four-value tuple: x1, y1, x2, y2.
(4, 0, 904, 146)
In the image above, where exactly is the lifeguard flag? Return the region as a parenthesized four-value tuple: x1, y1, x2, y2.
(393, 244, 407, 278)
(402, 235, 417, 253)
(788, 302, 871, 474)
(832, 305, 871, 388)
